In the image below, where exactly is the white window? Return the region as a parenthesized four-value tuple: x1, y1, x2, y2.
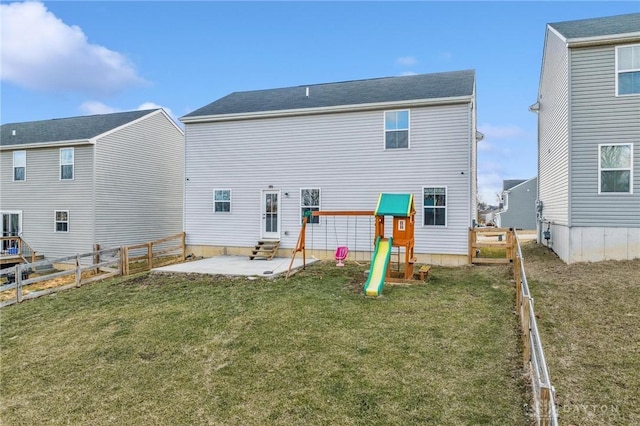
(301, 188, 320, 224)
(384, 110, 409, 149)
(213, 189, 231, 213)
(13, 151, 26, 182)
(599, 144, 633, 193)
(60, 148, 74, 180)
(55, 211, 69, 232)
(616, 45, 640, 96)
(423, 187, 447, 226)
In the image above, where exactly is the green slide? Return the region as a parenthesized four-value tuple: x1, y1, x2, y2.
(363, 237, 393, 297)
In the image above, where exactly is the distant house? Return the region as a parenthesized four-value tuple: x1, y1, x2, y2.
(532, 13, 640, 263)
(181, 70, 480, 265)
(495, 177, 537, 230)
(0, 109, 184, 260)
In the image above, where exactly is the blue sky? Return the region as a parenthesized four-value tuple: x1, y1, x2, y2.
(1, 1, 638, 204)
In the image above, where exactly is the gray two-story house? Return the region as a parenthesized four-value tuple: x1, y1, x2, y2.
(496, 177, 537, 230)
(181, 70, 479, 266)
(532, 13, 640, 263)
(0, 109, 184, 260)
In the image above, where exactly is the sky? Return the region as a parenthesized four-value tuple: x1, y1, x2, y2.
(1, 1, 638, 204)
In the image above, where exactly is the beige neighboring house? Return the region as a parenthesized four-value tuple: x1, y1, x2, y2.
(1, 109, 184, 260)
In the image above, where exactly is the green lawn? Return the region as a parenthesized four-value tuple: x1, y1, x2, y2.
(1, 261, 528, 425)
(523, 242, 640, 425)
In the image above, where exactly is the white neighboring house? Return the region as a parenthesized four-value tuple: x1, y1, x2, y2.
(532, 13, 640, 263)
(0, 109, 184, 260)
(181, 71, 480, 265)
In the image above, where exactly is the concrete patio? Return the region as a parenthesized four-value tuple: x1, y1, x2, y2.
(152, 255, 318, 278)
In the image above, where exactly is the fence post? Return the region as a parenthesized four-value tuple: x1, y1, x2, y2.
(122, 246, 129, 276)
(15, 264, 23, 303)
(468, 228, 473, 264)
(75, 254, 81, 287)
(93, 243, 100, 274)
(540, 386, 551, 426)
(522, 297, 532, 369)
(514, 256, 522, 309)
(147, 242, 153, 271)
(181, 232, 186, 262)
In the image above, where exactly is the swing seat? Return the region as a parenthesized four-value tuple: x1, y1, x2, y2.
(335, 246, 349, 266)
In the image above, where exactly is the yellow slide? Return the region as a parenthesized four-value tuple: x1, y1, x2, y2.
(364, 237, 392, 297)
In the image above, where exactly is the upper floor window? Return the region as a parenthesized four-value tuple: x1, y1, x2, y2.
(423, 187, 447, 226)
(55, 210, 69, 232)
(599, 144, 633, 193)
(13, 151, 26, 182)
(60, 148, 74, 180)
(384, 110, 409, 149)
(616, 45, 640, 95)
(301, 188, 320, 224)
(213, 189, 231, 213)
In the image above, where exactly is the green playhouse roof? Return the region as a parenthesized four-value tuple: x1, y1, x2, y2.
(374, 193, 414, 217)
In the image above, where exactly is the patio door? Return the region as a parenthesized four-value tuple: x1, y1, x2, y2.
(261, 190, 280, 240)
(1, 211, 21, 252)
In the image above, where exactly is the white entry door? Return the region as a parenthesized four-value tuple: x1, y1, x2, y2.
(1, 211, 22, 252)
(261, 190, 280, 240)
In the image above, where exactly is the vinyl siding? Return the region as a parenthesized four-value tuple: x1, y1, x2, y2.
(496, 178, 537, 230)
(569, 44, 640, 227)
(185, 103, 473, 255)
(538, 29, 570, 226)
(0, 145, 95, 259)
(94, 111, 184, 247)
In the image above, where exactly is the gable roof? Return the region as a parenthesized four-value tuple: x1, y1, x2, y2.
(182, 70, 475, 120)
(503, 177, 537, 192)
(1, 109, 159, 147)
(549, 13, 640, 41)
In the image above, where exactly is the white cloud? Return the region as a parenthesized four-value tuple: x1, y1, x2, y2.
(478, 161, 506, 205)
(0, 1, 145, 95)
(137, 102, 173, 118)
(478, 123, 526, 139)
(399, 71, 418, 76)
(396, 56, 417, 66)
(79, 100, 175, 121)
(80, 101, 119, 115)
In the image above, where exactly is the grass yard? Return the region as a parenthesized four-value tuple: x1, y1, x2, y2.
(522, 242, 640, 425)
(1, 261, 528, 425)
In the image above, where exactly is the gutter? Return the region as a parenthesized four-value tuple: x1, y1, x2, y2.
(0, 139, 94, 151)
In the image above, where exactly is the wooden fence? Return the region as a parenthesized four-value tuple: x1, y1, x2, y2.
(0, 232, 185, 308)
(513, 230, 558, 425)
(468, 227, 515, 264)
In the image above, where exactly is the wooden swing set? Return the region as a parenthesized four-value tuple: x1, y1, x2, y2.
(286, 193, 420, 283)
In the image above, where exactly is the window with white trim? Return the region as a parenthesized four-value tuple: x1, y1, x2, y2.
(60, 148, 74, 180)
(13, 151, 26, 182)
(423, 187, 446, 226)
(384, 110, 409, 149)
(617, 45, 640, 95)
(301, 188, 320, 224)
(599, 144, 633, 193)
(55, 211, 69, 232)
(213, 189, 231, 213)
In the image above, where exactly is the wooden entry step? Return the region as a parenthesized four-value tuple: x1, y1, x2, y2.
(249, 240, 280, 260)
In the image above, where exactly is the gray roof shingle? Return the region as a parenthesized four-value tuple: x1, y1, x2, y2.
(1, 109, 158, 147)
(183, 70, 475, 118)
(549, 13, 640, 39)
